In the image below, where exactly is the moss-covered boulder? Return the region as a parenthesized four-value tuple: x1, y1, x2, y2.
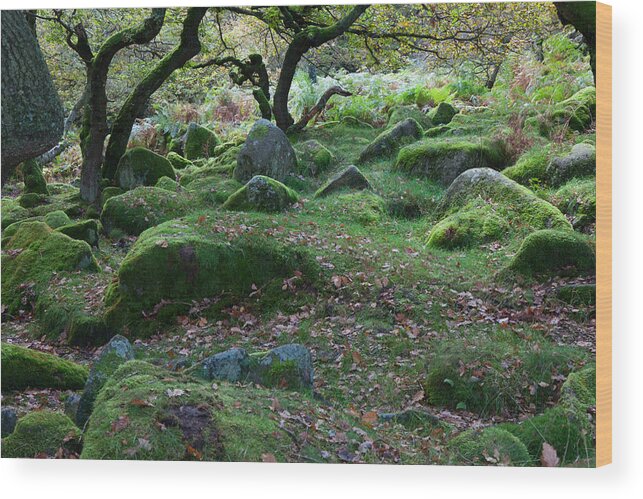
(115, 147, 175, 190)
(76, 335, 135, 428)
(314, 165, 371, 198)
(428, 102, 457, 125)
(387, 105, 434, 131)
(155, 175, 180, 192)
(100, 186, 192, 236)
(427, 202, 509, 249)
(295, 140, 335, 176)
(67, 314, 113, 347)
(552, 86, 596, 131)
(18, 192, 47, 208)
(184, 176, 242, 207)
(1, 197, 29, 229)
(2, 221, 99, 315)
(507, 229, 595, 276)
(358, 118, 422, 164)
(551, 178, 596, 231)
(103, 213, 320, 332)
(502, 145, 552, 186)
(166, 151, 194, 170)
(395, 139, 507, 187)
(1, 343, 88, 391)
(449, 427, 531, 466)
(101, 186, 124, 206)
(183, 123, 220, 160)
(21, 159, 49, 195)
(222, 175, 298, 213)
(546, 143, 595, 187)
(56, 219, 100, 247)
(233, 119, 297, 183)
(437, 168, 572, 232)
(1, 411, 81, 459)
(43, 210, 71, 228)
(319, 191, 386, 226)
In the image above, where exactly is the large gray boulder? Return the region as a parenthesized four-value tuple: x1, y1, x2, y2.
(115, 147, 175, 190)
(546, 143, 595, 186)
(234, 119, 297, 183)
(76, 335, 135, 428)
(314, 165, 371, 198)
(358, 118, 422, 163)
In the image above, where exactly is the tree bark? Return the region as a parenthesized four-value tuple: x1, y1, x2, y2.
(102, 8, 208, 181)
(272, 5, 368, 131)
(288, 86, 352, 133)
(79, 8, 166, 204)
(555, 2, 596, 82)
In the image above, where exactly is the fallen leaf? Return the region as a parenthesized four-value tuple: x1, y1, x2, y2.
(361, 411, 378, 426)
(261, 453, 277, 463)
(165, 388, 185, 398)
(541, 442, 560, 467)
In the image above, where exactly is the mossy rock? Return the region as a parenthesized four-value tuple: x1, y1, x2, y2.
(395, 139, 508, 187)
(546, 143, 595, 187)
(100, 186, 192, 236)
(502, 145, 553, 186)
(427, 202, 509, 249)
(295, 140, 335, 176)
(76, 335, 135, 428)
(43, 210, 71, 228)
(115, 147, 175, 190)
(425, 125, 452, 138)
(448, 427, 531, 466)
(437, 168, 572, 232)
(556, 284, 596, 306)
(387, 105, 434, 131)
(423, 334, 586, 416)
(358, 118, 422, 164)
(551, 86, 596, 131)
(222, 175, 298, 213)
(1, 411, 81, 459)
(56, 219, 100, 247)
(550, 178, 596, 231)
(166, 151, 194, 170)
(428, 102, 457, 125)
(2, 221, 99, 315)
(101, 186, 124, 206)
(1, 343, 88, 391)
(507, 229, 595, 276)
(318, 191, 386, 226)
(314, 165, 371, 198)
(103, 213, 320, 333)
(20, 159, 49, 195)
(18, 192, 47, 208)
(68, 314, 113, 347)
(1, 198, 29, 229)
(184, 123, 220, 160)
(29, 188, 84, 218)
(155, 175, 180, 192)
(184, 176, 242, 207)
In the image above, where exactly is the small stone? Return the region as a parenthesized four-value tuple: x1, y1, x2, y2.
(198, 348, 249, 382)
(314, 165, 370, 198)
(1, 406, 18, 437)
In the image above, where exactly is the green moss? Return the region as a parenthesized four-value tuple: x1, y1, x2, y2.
(1, 343, 88, 391)
(166, 151, 194, 170)
(551, 87, 596, 131)
(29, 188, 84, 218)
(101, 187, 124, 207)
(315, 191, 386, 226)
(222, 175, 298, 213)
(184, 123, 220, 160)
(295, 140, 335, 176)
(2, 221, 99, 315)
(155, 175, 180, 192)
(503, 145, 553, 186)
(184, 176, 243, 207)
(549, 175, 596, 230)
(18, 192, 47, 208)
(56, 219, 100, 247)
(1, 411, 80, 458)
(428, 102, 457, 125)
(427, 202, 509, 249)
(387, 105, 434, 131)
(425, 125, 452, 137)
(556, 284, 596, 306)
(1, 198, 29, 229)
(115, 147, 175, 190)
(21, 159, 49, 195)
(424, 333, 587, 416)
(358, 118, 422, 163)
(448, 427, 531, 466)
(395, 139, 508, 186)
(103, 212, 320, 333)
(101, 186, 192, 236)
(508, 229, 595, 276)
(43, 210, 71, 228)
(68, 315, 113, 347)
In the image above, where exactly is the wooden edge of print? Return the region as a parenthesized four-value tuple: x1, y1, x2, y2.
(596, 1, 612, 468)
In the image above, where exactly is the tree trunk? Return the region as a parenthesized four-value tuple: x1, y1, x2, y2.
(555, 2, 596, 82)
(288, 86, 352, 133)
(102, 8, 207, 180)
(272, 5, 368, 131)
(485, 63, 502, 90)
(1, 10, 64, 184)
(78, 8, 166, 204)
